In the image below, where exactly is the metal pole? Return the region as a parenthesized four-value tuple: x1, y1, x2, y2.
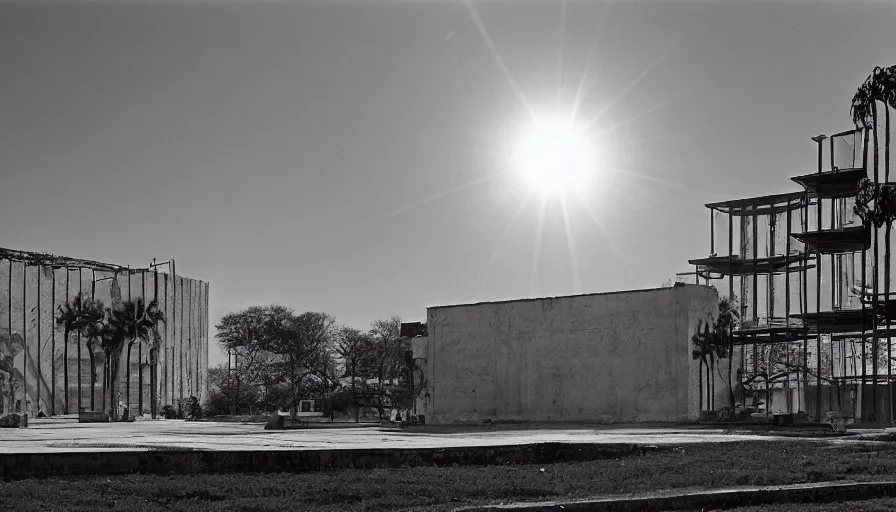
(786, 208, 792, 326)
(77, 267, 82, 413)
(90, 269, 95, 411)
(5, 259, 10, 414)
(861, 127, 870, 420)
(153, 267, 159, 419)
(22, 264, 27, 415)
(36, 265, 42, 414)
(802, 199, 809, 414)
(125, 266, 131, 417)
(179, 274, 184, 405)
(188, 280, 193, 397)
(139, 271, 145, 415)
(728, 212, 734, 300)
(816, 137, 823, 421)
(51, 268, 56, 416)
(63, 269, 69, 415)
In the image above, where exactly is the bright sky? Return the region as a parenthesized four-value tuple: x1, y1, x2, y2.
(0, 1, 893, 367)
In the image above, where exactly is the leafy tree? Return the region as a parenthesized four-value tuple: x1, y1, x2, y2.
(215, 305, 287, 412)
(336, 327, 371, 422)
(215, 306, 337, 417)
(369, 316, 406, 419)
(204, 364, 261, 416)
(270, 311, 337, 416)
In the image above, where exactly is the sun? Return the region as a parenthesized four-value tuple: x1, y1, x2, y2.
(512, 114, 598, 197)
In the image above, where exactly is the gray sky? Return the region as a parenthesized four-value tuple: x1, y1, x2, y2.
(1, 1, 893, 366)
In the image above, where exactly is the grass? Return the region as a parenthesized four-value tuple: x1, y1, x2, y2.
(715, 499, 896, 511)
(4, 440, 896, 511)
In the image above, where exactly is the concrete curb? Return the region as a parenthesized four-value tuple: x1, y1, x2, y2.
(456, 480, 896, 511)
(0, 442, 666, 481)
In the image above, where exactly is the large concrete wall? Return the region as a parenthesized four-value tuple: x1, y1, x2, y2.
(423, 284, 719, 424)
(0, 258, 208, 416)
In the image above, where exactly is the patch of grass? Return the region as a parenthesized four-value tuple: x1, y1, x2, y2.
(3, 441, 896, 511)
(713, 498, 896, 511)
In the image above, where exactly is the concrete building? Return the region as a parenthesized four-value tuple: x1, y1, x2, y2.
(415, 283, 724, 424)
(0, 247, 209, 418)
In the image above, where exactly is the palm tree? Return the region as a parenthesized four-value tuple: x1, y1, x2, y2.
(852, 66, 896, 419)
(147, 327, 163, 419)
(77, 299, 109, 412)
(103, 298, 165, 421)
(691, 296, 740, 414)
(56, 294, 88, 415)
(692, 321, 713, 412)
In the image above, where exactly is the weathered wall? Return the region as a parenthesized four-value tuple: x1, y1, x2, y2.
(0, 259, 209, 416)
(424, 284, 718, 424)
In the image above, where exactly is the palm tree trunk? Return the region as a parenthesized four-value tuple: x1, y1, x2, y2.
(87, 342, 96, 411)
(149, 348, 157, 419)
(886, 105, 892, 411)
(102, 353, 108, 415)
(125, 340, 136, 419)
(63, 329, 69, 415)
(698, 359, 703, 412)
(109, 347, 124, 421)
(873, 100, 881, 421)
(887, 223, 892, 386)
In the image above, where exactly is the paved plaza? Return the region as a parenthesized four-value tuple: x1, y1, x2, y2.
(0, 420, 824, 454)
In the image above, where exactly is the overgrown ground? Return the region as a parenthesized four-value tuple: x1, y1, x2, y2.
(4, 440, 896, 511)
(706, 500, 896, 511)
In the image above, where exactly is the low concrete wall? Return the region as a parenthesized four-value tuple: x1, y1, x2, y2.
(425, 284, 718, 424)
(0, 443, 665, 480)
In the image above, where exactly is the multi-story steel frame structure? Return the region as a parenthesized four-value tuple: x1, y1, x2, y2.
(687, 123, 896, 424)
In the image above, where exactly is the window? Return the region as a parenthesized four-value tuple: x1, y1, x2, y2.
(300, 401, 311, 413)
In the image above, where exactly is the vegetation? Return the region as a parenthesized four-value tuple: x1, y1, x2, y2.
(4, 441, 896, 511)
(55, 291, 166, 420)
(691, 296, 739, 412)
(210, 307, 421, 419)
(104, 298, 165, 420)
(851, 65, 896, 421)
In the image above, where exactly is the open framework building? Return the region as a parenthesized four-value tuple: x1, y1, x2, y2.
(0, 247, 209, 418)
(686, 122, 896, 423)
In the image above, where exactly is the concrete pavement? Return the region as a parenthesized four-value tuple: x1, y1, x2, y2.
(0, 420, 812, 454)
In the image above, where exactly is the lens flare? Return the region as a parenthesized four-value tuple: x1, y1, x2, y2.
(513, 114, 598, 196)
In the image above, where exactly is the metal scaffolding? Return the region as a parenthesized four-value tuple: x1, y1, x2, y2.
(686, 123, 896, 424)
(0, 248, 209, 418)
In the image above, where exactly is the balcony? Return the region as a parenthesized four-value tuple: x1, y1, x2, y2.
(790, 225, 870, 254)
(688, 253, 814, 278)
(791, 167, 866, 199)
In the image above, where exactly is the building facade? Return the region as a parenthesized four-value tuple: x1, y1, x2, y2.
(416, 284, 720, 424)
(0, 247, 209, 418)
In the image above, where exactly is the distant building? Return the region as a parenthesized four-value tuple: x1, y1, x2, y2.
(0, 247, 209, 418)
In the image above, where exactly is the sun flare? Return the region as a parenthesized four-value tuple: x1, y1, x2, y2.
(513, 114, 598, 196)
